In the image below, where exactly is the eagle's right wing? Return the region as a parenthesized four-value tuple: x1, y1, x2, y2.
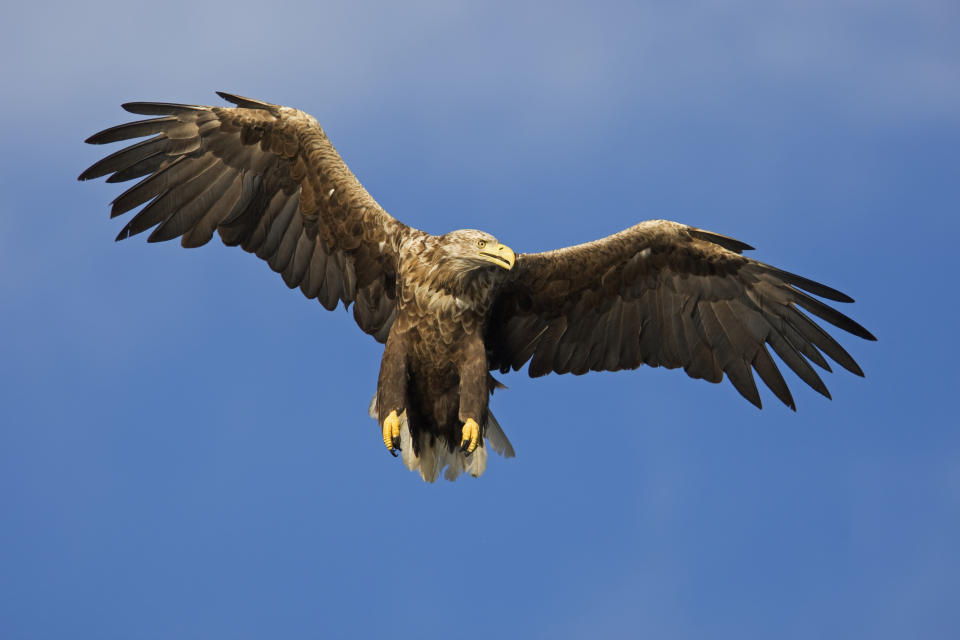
(80, 92, 419, 342)
(487, 220, 875, 409)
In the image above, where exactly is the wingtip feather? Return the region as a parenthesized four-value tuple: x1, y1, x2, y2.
(688, 227, 756, 253)
(121, 102, 206, 116)
(215, 91, 278, 111)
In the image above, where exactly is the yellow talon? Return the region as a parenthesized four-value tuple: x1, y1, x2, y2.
(460, 418, 480, 454)
(383, 410, 401, 454)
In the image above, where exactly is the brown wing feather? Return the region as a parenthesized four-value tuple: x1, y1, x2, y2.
(80, 92, 414, 342)
(486, 220, 875, 409)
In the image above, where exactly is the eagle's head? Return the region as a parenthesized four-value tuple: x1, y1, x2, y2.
(440, 229, 516, 273)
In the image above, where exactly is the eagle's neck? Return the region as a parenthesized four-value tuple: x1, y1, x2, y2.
(396, 240, 503, 330)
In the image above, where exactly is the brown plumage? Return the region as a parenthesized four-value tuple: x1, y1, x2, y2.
(81, 92, 876, 482)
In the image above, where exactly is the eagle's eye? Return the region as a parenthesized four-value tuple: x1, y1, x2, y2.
(477, 240, 487, 249)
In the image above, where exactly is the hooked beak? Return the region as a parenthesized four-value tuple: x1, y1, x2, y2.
(479, 243, 516, 270)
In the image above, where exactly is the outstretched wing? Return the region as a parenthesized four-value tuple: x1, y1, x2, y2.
(80, 92, 417, 342)
(486, 220, 875, 409)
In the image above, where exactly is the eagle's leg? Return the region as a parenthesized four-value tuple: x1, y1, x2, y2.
(457, 337, 487, 455)
(382, 410, 401, 456)
(377, 328, 410, 456)
(460, 418, 480, 453)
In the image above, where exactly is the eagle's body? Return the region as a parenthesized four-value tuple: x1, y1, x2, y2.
(81, 93, 875, 482)
(374, 230, 515, 480)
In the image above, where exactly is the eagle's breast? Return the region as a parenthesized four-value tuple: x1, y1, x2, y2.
(393, 235, 501, 354)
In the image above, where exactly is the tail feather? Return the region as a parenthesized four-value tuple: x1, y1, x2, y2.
(484, 412, 516, 458)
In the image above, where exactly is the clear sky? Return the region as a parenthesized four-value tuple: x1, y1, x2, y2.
(2, 1, 958, 638)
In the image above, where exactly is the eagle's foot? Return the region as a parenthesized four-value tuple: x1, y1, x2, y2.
(382, 410, 401, 457)
(460, 418, 480, 454)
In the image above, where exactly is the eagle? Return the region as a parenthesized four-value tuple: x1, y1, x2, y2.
(80, 92, 875, 482)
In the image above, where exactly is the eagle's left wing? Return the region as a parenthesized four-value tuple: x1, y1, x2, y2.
(80, 92, 416, 342)
(486, 220, 875, 409)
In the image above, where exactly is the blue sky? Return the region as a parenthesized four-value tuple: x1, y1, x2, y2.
(2, 1, 958, 638)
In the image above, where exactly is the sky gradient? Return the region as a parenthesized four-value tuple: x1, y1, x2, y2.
(2, 1, 958, 638)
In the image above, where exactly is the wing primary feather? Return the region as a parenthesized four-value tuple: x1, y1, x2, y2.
(752, 345, 796, 410)
(780, 305, 865, 376)
(182, 171, 243, 248)
(121, 102, 206, 116)
(776, 312, 832, 371)
(215, 92, 279, 112)
(702, 302, 762, 408)
(110, 155, 195, 218)
(106, 153, 169, 184)
(791, 310, 863, 378)
(148, 162, 233, 243)
(754, 262, 855, 303)
(789, 289, 876, 341)
(79, 135, 170, 181)
(687, 227, 755, 253)
(766, 332, 832, 399)
(135, 151, 219, 214)
(84, 117, 178, 145)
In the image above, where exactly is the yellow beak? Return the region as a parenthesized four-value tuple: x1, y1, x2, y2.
(479, 243, 516, 270)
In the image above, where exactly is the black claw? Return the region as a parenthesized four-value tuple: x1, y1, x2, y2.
(389, 448, 398, 458)
(392, 436, 401, 450)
